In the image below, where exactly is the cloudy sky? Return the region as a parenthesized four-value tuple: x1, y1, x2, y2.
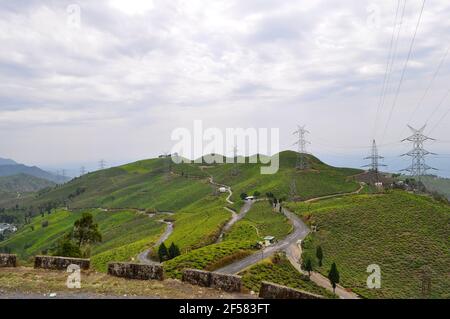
(0, 0, 449, 176)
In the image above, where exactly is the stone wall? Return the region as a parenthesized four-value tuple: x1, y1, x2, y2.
(182, 269, 211, 287)
(108, 262, 164, 281)
(210, 272, 242, 293)
(0, 254, 17, 268)
(259, 281, 323, 299)
(182, 269, 242, 293)
(34, 256, 90, 270)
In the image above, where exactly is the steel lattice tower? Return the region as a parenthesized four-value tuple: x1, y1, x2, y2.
(401, 125, 436, 179)
(363, 140, 386, 173)
(293, 125, 310, 170)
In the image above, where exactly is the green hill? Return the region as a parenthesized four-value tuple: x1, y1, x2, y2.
(0, 174, 55, 194)
(0, 208, 165, 272)
(420, 175, 450, 200)
(286, 191, 450, 299)
(202, 151, 362, 202)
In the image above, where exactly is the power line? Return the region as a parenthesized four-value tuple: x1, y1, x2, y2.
(373, 0, 403, 139)
(425, 88, 450, 124)
(407, 44, 450, 125)
(381, 0, 427, 144)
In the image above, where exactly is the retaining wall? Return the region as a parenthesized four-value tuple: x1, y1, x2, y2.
(34, 256, 90, 270)
(182, 269, 242, 293)
(259, 281, 323, 299)
(0, 254, 17, 268)
(108, 262, 164, 281)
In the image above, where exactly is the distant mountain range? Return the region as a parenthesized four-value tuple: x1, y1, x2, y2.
(0, 157, 69, 184)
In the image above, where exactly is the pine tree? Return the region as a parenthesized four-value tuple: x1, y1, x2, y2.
(316, 246, 323, 267)
(168, 242, 181, 259)
(158, 243, 169, 262)
(304, 258, 313, 277)
(328, 262, 340, 294)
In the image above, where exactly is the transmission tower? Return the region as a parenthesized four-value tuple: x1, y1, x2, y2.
(363, 140, 386, 174)
(293, 125, 310, 170)
(80, 166, 86, 176)
(99, 159, 106, 170)
(401, 125, 437, 179)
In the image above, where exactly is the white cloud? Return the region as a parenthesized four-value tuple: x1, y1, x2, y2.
(0, 0, 449, 175)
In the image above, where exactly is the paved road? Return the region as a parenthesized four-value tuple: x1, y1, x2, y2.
(216, 208, 310, 274)
(216, 200, 254, 243)
(137, 220, 174, 264)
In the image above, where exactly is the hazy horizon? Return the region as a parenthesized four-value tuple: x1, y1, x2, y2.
(1, 0, 449, 177)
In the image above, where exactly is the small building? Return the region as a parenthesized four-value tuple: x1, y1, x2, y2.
(219, 187, 228, 193)
(264, 236, 276, 246)
(245, 196, 255, 201)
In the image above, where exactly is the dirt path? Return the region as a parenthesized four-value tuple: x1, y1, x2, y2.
(304, 183, 364, 203)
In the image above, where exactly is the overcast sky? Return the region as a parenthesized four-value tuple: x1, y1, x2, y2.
(0, 0, 449, 176)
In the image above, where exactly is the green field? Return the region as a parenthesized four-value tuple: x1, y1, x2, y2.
(164, 194, 232, 252)
(224, 201, 292, 242)
(164, 240, 256, 278)
(286, 191, 450, 299)
(204, 151, 362, 202)
(0, 209, 165, 272)
(239, 253, 336, 298)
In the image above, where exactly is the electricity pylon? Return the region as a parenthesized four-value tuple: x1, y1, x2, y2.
(401, 125, 437, 180)
(293, 125, 310, 170)
(80, 166, 86, 176)
(99, 159, 106, 170)
(363, 140, 386, 183)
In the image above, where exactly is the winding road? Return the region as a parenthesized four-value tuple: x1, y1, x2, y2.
(137, 219, 174, 265)
(215, 185, 364, 299)
(216, 208, 310, 274)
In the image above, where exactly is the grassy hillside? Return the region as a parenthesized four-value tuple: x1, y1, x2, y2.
(420, 175, 450, 200)
(13, 158, 212, 212)
(286, 191, 450, 299)
(203, 151, 361, 202)
(163, 194, 232, 252)
(224, 201, 292, 242)
(0, 174, 55, 193)
(0, 209, 165, 272)
(240, 253, 335, 298)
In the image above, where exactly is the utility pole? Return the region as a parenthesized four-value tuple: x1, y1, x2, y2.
(363, 140, 386, 182)
(293, 125, 310, 170)
(401, 125, 436, 181)
(99, 159, 106, 170)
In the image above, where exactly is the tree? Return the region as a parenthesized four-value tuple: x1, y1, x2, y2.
(316, 246, 323, 267)
(304, 258, 313, 277)
(328, 262, 340, 294)
(240, 193, 248, 200)
(53, 237, 82, 258)
(72, 213, 102, 248)
(253, 191, 261, 198)
(168, 242, 181, 259)
(158, 243, 169, 262)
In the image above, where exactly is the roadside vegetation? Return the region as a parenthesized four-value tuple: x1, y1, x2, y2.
(239, 253, 336, 298)
(287, 191, 450, 299)
(224, 201, 292, 242)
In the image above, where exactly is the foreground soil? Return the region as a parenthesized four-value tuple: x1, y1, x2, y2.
(0, 267, 254, 299)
